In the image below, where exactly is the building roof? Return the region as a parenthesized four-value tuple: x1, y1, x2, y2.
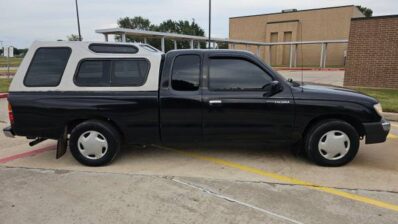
(352, 14, 398, 20)
(95, 28, 348, 46)
(229, 5, 358, 19)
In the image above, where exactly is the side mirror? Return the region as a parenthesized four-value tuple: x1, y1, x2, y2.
(262, 80, 282, 97)
(271, 80, 283, 94)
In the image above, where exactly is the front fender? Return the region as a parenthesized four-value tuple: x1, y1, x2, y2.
(293, 99, 379, 140)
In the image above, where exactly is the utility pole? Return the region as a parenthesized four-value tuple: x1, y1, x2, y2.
(75, 0, 82, 41)
(208, 0, 211, 49)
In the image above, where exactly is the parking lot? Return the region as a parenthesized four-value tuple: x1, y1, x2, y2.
(278, 70, 345, 87)
(1, 97, 398, 223)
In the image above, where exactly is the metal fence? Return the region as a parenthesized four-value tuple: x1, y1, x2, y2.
(96, 28, 348, 68)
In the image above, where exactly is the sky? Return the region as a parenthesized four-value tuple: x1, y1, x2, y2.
(0, 0, 397, 48)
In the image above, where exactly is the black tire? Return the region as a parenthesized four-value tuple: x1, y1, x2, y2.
(69, 120, 121, 166)
(304, 119, 359, 167)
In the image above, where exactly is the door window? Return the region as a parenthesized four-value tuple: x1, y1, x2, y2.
(209, 58, 272, 91)
(171, 55, 201, 91)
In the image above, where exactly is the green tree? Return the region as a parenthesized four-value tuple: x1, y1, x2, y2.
(117, 16, 206, 51)
(156, 19, 206, 50)
(12, 48, 28, 56)
(118, 16, 153, 30)
(67, 34, 82, 41)
(116, 16, 155, 43)
(358, 6, 373, 17)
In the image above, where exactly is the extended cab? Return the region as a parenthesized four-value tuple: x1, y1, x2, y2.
(3, 41, 390, 166)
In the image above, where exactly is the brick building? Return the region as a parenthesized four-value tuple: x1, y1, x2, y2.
(344, 15, 398, 88)
(229, 5, 364, 67)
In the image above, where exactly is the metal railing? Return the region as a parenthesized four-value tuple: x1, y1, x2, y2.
(96, 28, 348, 68)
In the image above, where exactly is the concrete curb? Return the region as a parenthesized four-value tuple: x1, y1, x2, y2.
(274, 67, 345, 71)
(0, 93, 8, 99)
(383, 112, 398, 122)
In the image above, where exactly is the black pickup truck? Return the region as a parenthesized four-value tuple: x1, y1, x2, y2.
(3, 41, 390, 166)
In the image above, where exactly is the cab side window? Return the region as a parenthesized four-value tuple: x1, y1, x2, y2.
(24, 47, 71, 87)
(171, 55, 201, 91)
(209, 58, 272, 91)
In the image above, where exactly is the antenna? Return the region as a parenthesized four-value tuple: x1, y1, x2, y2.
(208, 0, 212, 49)
(300, 21, 304, 89)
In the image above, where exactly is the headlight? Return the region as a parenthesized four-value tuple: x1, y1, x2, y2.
(373, 103, 383, 116)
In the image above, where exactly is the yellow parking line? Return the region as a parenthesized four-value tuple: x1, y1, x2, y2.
(391, 123, 398, 128)
(155, 145, 398, 213)
(388, 134, 398, 139)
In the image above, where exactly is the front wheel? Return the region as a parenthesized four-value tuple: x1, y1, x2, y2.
(69, 120, 121, 166)
(304, 120, 360, 166)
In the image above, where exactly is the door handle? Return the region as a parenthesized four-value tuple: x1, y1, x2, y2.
(209, 100, 222, 106)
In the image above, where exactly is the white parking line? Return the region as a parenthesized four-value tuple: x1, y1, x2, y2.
(171, 178, 304, 224)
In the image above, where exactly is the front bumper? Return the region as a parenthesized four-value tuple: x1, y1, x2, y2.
(363, 119, 390, 144)
(3, 126, 15, 138)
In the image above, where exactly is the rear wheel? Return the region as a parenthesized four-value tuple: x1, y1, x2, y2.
(69, 120, 120, 166)
(305, 120, 359, 166)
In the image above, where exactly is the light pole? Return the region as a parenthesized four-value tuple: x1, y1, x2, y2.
(75, 0, 82, 41)
(208, 0, 211, 49)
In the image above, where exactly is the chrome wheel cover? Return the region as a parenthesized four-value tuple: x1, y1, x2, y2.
(318, 130, 350, 160)
(77, 131, 108, 160)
